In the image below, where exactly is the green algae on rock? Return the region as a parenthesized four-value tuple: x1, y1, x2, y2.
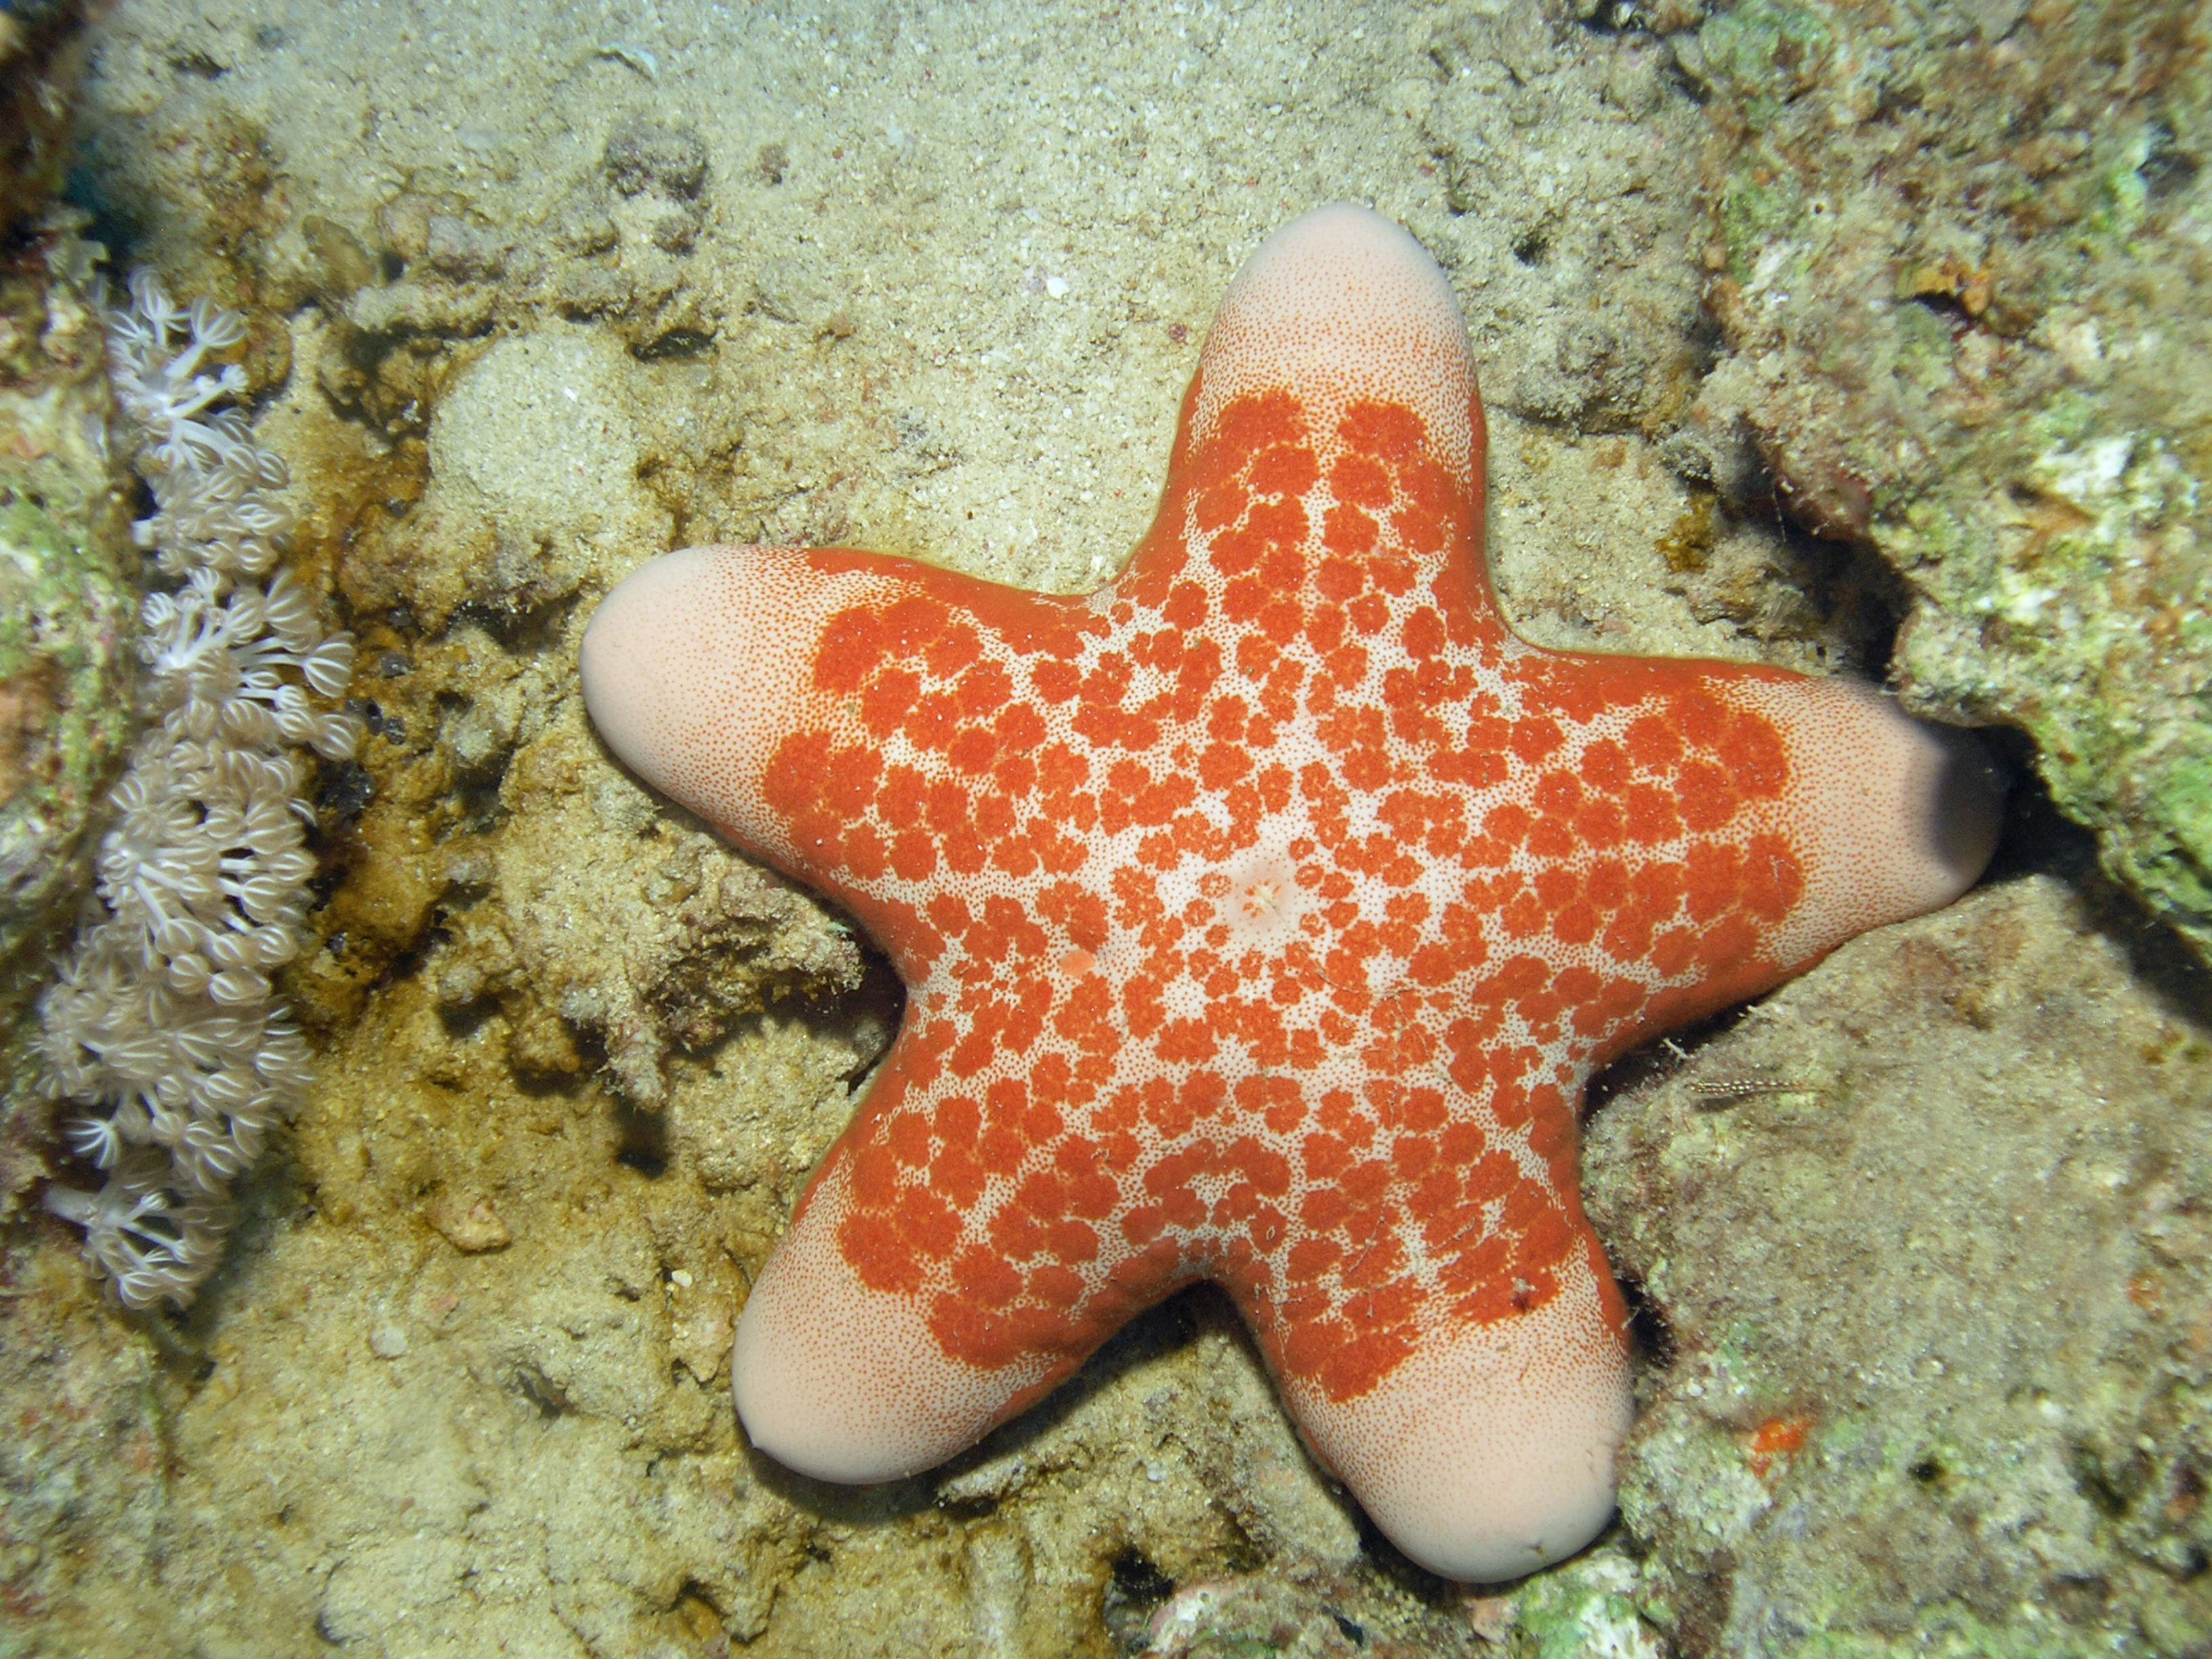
(1584, 875, 2212, 1654)
(0, 493, 134, 986)
(1687, 0, 2212, 962)
(0, 486, 132, 1191)
(0, 222, 137, 1214)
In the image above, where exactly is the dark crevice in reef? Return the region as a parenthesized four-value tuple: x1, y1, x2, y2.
(1620, 1272, 1677, 1372)
(612, 1101, 669, 1179)
(1100, 1550, 1176, 1651)
(512, 1362, 573, 1420)
(453, 590, 581, 656)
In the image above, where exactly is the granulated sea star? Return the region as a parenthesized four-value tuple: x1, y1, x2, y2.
(581, 204, 2000, 1581)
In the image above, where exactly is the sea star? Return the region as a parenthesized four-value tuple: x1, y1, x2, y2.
(581, 204, 2000, 1581)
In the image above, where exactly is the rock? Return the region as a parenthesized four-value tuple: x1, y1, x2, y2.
(1420, 0, 1711, 433)
(603, 118, 710, 201)
(1693, 0, 2212, 964)
(1584, 875, 2212, 1653)
(0, 3, 96, 241)
(0, 493, 133, 997)
(0, 112, 135, 1218)
(428, 1189, 511, 1254)
(0, 28, 161, 1640)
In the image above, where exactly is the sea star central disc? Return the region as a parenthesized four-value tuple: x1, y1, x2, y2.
(581, 204, 1999, 1581)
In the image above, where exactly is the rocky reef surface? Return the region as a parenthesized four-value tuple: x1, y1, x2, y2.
(0, 1, 2205, 1656)
(0, 3, 136, 1222)
(1589, 872, 2212, 1657)
(1687, 0, 2212, 967)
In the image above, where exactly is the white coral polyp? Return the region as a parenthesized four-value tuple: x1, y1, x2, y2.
(41, 273, 361, 1310)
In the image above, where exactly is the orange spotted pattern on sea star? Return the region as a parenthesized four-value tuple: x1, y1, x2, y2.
(581, 204, 1999, 1581)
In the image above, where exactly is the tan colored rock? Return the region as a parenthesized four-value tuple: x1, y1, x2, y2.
(428, 1189, 512, 1254)
(668, 1269, 735, 1387)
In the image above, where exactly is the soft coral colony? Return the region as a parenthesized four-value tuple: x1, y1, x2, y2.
(39, 274, 356, 1309)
